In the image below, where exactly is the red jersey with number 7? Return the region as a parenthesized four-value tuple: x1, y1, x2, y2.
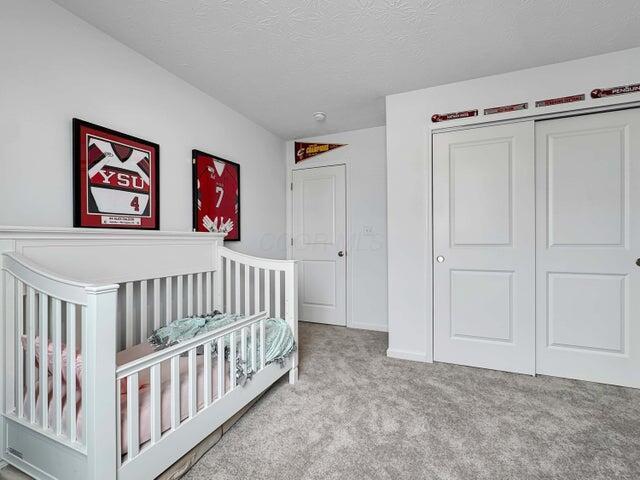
(194, 152, 239, 240)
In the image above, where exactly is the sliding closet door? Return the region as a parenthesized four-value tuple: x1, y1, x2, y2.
(433, 121, 535, 374)
(536, 109, 640, 388)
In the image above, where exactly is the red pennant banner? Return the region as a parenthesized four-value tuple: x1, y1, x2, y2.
(484, 102, 528, 115)
(591, 83, 640, 99)
(295, 142, 346, 163)
(535, 94, 585, 108)
(431, 109, 478, 123)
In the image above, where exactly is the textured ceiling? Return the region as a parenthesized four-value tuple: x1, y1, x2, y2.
(52, 0, 640, 139)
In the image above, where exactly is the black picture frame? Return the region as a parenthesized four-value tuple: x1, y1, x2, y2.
(192, 149, 241, 241)
(73, 118, 160, 230)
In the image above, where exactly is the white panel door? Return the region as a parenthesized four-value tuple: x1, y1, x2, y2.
(292, 165, 346, 326)
(536, 109, 640, 388)
(433, 122, 535, 374)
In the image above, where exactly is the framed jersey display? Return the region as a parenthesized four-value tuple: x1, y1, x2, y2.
(73, 119, 160, 229)
(192, 149, 240, 240)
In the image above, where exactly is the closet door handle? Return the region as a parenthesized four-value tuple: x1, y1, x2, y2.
(338, 251, 345, 257)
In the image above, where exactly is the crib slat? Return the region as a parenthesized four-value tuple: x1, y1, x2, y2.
(260, 318, 266, 370)
(206, 271, 212, 313)
(126, 373, 140, 459)
(66, 304, 77, 442)
(126, 282, 134, 348)
(177, 276, 184, 319)
(80, 306, 87, 445)
(240, 327, 247, 373)
(187, 274, 194, 316)
(217, 336, 224, 400)
(197, 272, 203, 315)
(188, 348, 197, 418)
(4, 274, 15, 414)
(154, 278, 161, 330)
(26, 287, 36, 423)
(166, 277, 173, 326)
(203, 342, 212, 406)
(116, 377, 122, 466)
(274, 270, 281, 318)
(15, 280, 24, 418)
(52, 298, 62, 434)
(170, 356, 180, 430)
(250, 323, 257, 372)
(39, 293, 49, 429)
(225, 258, 230, 312)
(254, 268, 260, 314)
(150, 364, 161, 443)
(234, 261, 240, 314)
(213, 270, 221, 311)
(140, 280, 148, 340)
(265, 270, 271, 317)
(229, 331, 236, 390)
(244, 264, 250, 315)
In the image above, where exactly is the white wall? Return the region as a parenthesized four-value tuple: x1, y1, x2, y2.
(286, 126, 388, 332)
(386, 46, 640, 362)
(0, 0, 287, 259)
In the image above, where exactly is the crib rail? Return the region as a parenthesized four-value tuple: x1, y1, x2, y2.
(117, 270, 220, 351)
(115, 311, 268, 466)
(218, 247, 298, 383)
(1, 253, 118, 455)
(2, 252, 94, 306)
(218, 247, 289, 318)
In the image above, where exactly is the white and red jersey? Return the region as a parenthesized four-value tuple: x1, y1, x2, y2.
(87, 138, 151, 217)
(75, 119, 159, 229)
(195, 153, 239, 240)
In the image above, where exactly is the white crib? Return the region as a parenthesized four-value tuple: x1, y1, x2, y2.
(0, 227, 298, 480)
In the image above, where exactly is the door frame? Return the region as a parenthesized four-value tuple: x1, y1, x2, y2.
(288, 163, 351, 328)
(429, 101, 640, 370)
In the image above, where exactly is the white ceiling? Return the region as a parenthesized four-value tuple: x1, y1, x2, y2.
(52, 0, 640, 140)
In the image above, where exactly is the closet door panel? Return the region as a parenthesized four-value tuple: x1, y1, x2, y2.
(433, 121, 535, 374)
(536, 108, 640, 388)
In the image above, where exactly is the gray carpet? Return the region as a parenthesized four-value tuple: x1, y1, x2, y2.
(184, 322, 640, 480)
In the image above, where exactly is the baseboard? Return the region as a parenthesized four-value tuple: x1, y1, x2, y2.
(386, 348, 432, 363)
(0, 460, 8, 470)
(348, 322, 388, 332)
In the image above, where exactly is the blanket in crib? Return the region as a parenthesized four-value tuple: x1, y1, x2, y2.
(148, 312, 295, 369)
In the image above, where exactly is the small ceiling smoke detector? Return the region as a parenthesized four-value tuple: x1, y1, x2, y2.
(313, 111, 327, 122)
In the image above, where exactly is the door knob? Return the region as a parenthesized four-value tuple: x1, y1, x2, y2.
(338, 251, 345, 257)
(436, 256, 445, 263)
(636, 258, 640, 267)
